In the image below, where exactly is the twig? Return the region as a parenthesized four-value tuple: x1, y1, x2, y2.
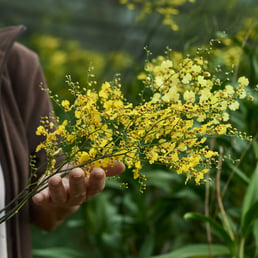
(221, 132, 258, 198)
(216, 146, 235, 241)
(232, 20, 258, 85)
(205, 136, 216, 257)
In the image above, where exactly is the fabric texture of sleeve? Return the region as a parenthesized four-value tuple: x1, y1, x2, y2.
(7, 42, 54, 177)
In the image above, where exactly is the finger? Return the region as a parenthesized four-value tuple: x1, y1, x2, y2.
(32, 189, 50, 205)
(48, 175, 67, 205)
(86, 168, 106, 200)
(104, 161, 125, 177)
(68, 168, 87, 205)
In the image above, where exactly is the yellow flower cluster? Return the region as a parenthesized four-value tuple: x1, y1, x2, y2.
(35, 51, 252, 185)
(120, 0, 195, 31)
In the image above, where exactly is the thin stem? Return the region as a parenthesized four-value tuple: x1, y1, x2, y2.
(0, 160, 67, 223)
(0, 147, 136, 223)
(239, 237, 245, 258)
(216, 146, 235, 241)
(205, 182, 213, 257)
(205, 136, 216, 257)
(221, 132, 258, 198)
(232, 21, 257, 85)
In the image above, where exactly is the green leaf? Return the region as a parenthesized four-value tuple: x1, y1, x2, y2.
(173, 188, 199, 201)
(33, 247, 85, 258)
(253, 141, 258, 160)
(146, 170, 182, 193)
(253, 221, 258, 256)
(150, 244, 230, 258)
(217, 210, 238, 236)
(252, 51, 258, 81)
(241, 163, 258, 234)
(184, 212, 234, 248)
(139, 233, 155, 258)
(241, 200, 258, 236)
(226, 162, 250, 184)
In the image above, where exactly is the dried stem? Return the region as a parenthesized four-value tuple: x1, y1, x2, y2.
(205, 136, 216, 257)
(221, 132, 258, 198)
(232, 20, 257, 85)
(216, 146, 235, 241)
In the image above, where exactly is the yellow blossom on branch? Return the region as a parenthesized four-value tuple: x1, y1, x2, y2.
(34, 48, 253, 187)
(119, 0, 195, 31)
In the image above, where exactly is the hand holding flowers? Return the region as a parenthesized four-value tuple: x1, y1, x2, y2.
(31, 162, 125, 231)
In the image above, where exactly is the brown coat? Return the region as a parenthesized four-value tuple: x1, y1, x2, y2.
(0, 25, 53, 258)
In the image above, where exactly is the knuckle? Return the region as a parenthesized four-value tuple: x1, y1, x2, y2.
(51, 197, 66, 205)
(70, 192, 86, 203)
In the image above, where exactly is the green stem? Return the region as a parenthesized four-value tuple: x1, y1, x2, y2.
(0, 149, 131, 223)
(239, 237, 245, 258)
(0, 160, 67, 223)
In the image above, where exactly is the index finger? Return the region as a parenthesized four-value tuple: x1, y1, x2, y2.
(103, 161, 125, 177)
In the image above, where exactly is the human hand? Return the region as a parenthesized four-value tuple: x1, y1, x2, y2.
(31, 161, 125, 231)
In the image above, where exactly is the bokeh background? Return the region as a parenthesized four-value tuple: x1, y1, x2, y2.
(1, 0, 258, 257)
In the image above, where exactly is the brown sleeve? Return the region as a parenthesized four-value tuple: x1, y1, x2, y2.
(7, 42, 54, 175)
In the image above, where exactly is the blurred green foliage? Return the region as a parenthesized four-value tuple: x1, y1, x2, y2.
(27, 34, 133, 107)
(1, 0, 258, 257)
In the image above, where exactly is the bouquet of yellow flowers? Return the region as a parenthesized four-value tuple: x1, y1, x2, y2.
(0, 46, 253, 223)
(36, 48, 252, 184)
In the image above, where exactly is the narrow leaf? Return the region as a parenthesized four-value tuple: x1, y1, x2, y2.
(184, 212, 234, 247)
(227, 162, 250, 184)
(252, 52, 258, 81)
(146, 170, 181, 193)
(241, 200, 258, 236)
(241, 164, 258, 231)
(253, 221, 258, 256)
(139, 233, 155, 258)
(253, 141, 258, 160)
(33, 248, 85, 258)
(150, 244, 230, 258)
